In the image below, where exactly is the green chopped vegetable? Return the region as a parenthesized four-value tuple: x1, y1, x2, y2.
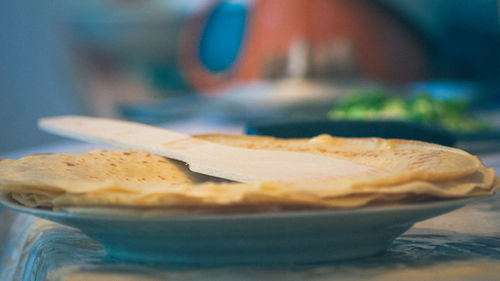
(327, 89, 491, 132)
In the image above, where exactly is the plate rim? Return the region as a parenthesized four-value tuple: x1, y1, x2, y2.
(0, 192, 482, 222)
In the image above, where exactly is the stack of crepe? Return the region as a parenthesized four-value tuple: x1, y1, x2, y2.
(0, 134, 498, 213)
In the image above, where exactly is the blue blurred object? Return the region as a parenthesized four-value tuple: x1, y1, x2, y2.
(199, 1, 248, 72)
(410, 81, 477, 102)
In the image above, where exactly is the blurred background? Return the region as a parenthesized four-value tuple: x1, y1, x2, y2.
(0, 0, 499, 153)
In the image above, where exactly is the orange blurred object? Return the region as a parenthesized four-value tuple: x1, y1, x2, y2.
(182, 0, 429, 93)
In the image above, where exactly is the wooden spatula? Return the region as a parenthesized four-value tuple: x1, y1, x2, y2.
(39, 116, 376, 182)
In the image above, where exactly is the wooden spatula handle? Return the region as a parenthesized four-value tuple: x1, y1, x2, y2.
(39, 115, 379, 183)
(39, 116, 189, 152)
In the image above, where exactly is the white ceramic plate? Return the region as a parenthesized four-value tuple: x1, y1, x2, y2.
(0, 194, 477, 265)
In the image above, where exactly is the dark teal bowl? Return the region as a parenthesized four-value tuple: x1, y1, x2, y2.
(246, 120, 456, 147)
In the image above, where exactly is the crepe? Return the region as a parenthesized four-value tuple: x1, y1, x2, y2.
(0, 134, 498, 211)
